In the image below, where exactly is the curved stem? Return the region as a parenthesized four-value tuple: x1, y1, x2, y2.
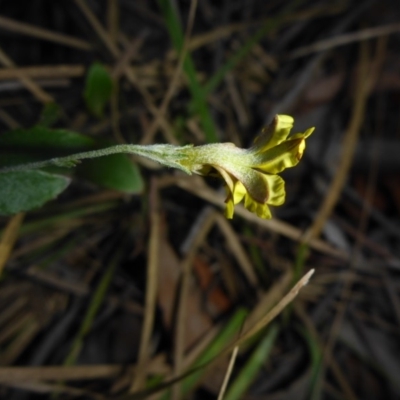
(0, 144, 193, 175)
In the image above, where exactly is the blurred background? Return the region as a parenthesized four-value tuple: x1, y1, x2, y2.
(1, 0, 400, 399)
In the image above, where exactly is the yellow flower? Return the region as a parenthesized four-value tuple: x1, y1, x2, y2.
(225, 114, 314, 219)
(180, 115, 314, 219)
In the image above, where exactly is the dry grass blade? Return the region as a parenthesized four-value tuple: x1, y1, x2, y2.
(1, 318, 40, 365)
(107, 0, 119, 44)
(140, 0, 198, 145)
(0, 213, 24, 277)
(0, 312, 34, 345)
(133, 78, 179, 144)
(174, 175, 348, 259)
(214, 213, 259, 291)
(0, 65, 85, 80)
(0, 15, 92, 51)
(0, 107, 20, 128)
(111, 36, 146, 80)
(217, 346, 239, 400)
(0, 47, 54, 103)
(186, 23, 247, 52)
(295, 303, 358, 400)
(121, 269, 314, 400)
(289, 23, 400, 59)
(0, 358, 168, 384)
(129, 179, 160, 392)
(25, 265, 89, 295)
(242, 270, 293, 331)
(183, 5, 345, 55)
(383, 273, 400, 327)
(225, 73, 249, 129)
(302, 36, 374, 243)
(182, 321, 224, 369)
(73, 0, 119, 57)
(323, 37, 387, 381)
(0, 379, 105, 399)
(74, 0, 178, 144)
(0, 298, 27, 328)
(172, 207, 216, 399)
(2, 2, 398, 398)
(110, 34, 146, 143)
(0, 365, 127, 382)
(221, 269, 314, 355)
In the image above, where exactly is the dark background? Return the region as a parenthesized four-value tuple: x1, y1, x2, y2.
(1, 1, 400, 399)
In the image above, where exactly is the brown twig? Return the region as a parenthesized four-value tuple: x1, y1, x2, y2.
(129, 178, 160, 392)
(289, 23, 400, 59)
(322, 36, 387, 386)
(0, 65, 85, 80)
(0, 15, 91, 51)
(0, 48, 54, 103)
(140, 0, 199, 145)
(172, 207, 216, 400)
(0, 213, 25, 277)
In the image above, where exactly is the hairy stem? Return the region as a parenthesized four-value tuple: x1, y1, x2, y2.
(0, 144, 194, 175)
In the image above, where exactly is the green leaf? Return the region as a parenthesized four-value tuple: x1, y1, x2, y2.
(0, 170, 70, 215)
(38, 102, 63, 127)
(76, 154, 144, 193)
(84, 62, 113, 118)
(0, 126, 143, 194)
(0, 126, 95, 151)
(0, 127, 95, 169)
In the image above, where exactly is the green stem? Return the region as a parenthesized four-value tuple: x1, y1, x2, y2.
(0, 143, 194, 175)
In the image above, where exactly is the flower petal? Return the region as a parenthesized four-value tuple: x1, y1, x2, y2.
(184, 114, 314, 220)
(223, 180, 247, 219)
(253, 129, 314, 174)
(232, 181, 247, 204)
(244, 195, 272, 219)
(213, 165, 235, 193)
(263, 174, 285, 206)
(224, 194, 235, 219)
(229, 166, 270, 204)
(251, 115, 294, 152)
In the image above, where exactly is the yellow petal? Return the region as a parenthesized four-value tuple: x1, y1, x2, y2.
(244, 195, 272, 219)
(224, 181, 244, 219)
(289, 128, 314, 158)
(224, 196, 235, 219)
(253, 136, 306, 174)
(186, 116, 314, 220)
(303, 127, 314, 139)
(252, 115, 294, 152)
(213, 164, 269, 204)
(232, 181, 247, 204)
(264, 174, 285, 206)
(213, 165, 235, 193)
